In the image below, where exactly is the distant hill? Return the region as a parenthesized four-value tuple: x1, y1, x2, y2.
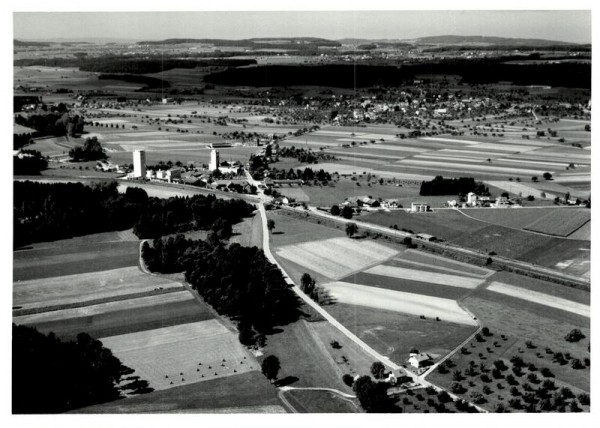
(14, 39, 52, 47)
(137, 37, 341, 48)
(410, 35, 578, 46)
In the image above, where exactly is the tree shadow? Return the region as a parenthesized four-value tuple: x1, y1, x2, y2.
(275, 376, 299, 387)
(272, 231, 284, 235)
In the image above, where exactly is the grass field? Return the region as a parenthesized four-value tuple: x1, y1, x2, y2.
(260, 319, 353, 394)
(523, 209, 590, 237)
(267, 210, 345, 246)
(229, 210, 263, 248)
(14, 291, 214, 340)
(283, 389, 360, 413)
(74, 371, 285, 413)
(275, 237, 398, 280)
(14, 241, 140, 281)
(101, 320, 256, 391)
(13, 266, 184, 311)
(327, 303, 477, 366)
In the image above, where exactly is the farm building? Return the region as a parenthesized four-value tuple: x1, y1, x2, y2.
(410, 202, 430, 213)
(408, 352, 433, 369)
(209, 150, 220, 171)
(382, 199, 401, 209)
(385, 368, 408, 385)
(492, 196, 510, 208)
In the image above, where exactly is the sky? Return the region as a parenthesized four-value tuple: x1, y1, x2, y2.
(13, 10, 591, 44)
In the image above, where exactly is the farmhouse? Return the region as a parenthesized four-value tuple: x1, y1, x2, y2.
(408, 352, 433, 369)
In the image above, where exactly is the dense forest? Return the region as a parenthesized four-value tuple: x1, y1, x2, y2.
(142, 236, 301, 340)
(15, 109, 85, 137)
(204, 59, 591, 89)
(14, 57, 257, 74)
(13, 324, 149, 413)
(419, 176, 489, 196)
(14, 181, 254, 247)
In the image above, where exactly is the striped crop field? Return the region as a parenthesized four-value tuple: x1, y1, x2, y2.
(275, 237, 399, 279)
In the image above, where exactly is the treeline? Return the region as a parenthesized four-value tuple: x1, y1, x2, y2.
(14, 150, 48, 175)
(14, 57, 257, 74)
(14, 180, 254, 247)
(99, 73, 170, 89)
(13, 324, 148, 413)
(142, 236, 301, 339)
(204, 60, 591, 89)
(419, 176, 489, 196)
(15, 110, 85, 137)
(278, 146, 336, 163)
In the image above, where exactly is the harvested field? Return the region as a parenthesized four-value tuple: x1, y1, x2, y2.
(486, 282, 589, 318)
(323, 281, 477, 326)
(13, 266, 184, 311)
(364, 264, 484, 289)
(327, 303, 477, 366)
(13, 241, 140, 281)
(275, 237, 398, 279)
(523, 208, 590, 237)
(13, 291, 213, 340)
(101, 320, 256, 391)
(75, 371, 285, 413)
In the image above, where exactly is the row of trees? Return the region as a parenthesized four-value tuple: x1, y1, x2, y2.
(13, 324, 147, 413)
(419, 175, 489, 196)
(142, 237, 301, 341)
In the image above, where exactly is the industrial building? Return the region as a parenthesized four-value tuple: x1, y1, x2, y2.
(209, 149, 220, 171)
(133, 150, 146, 178)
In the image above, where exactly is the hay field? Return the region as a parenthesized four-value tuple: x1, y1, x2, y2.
(13, 266, 184, 311)
(486, 282, 590, 318)
(323, 281, 477, 326)
(101, 320, 256, 391)
(275, 237, 398, 279)
(74, 371, 285, 413)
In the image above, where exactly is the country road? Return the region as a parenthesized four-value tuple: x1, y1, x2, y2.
(257, 203, 489, 413)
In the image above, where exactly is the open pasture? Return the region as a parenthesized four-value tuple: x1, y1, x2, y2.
(327, 303, 477, 366)
(323, 281, 477, 326)
(283, 390, 360, 413)
(275, 237, 399, 280)
(13, 240, 140, 281)
(13, 266, 185, 311)
(13, 290, 212, 340)
(101, 320, 256, 391)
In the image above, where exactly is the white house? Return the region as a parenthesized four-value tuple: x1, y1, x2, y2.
(408, 353, 433, 369)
